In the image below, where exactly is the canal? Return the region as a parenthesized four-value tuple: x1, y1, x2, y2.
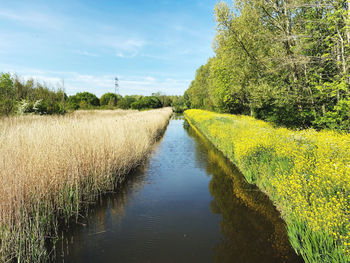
(55, 117, 302, 263)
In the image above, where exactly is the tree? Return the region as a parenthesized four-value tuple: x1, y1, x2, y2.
(100, 93, 118, 107)
(75, 92, 100, 108)
(130, 96, 162, 109)
(67, 95, 80, 110)
(117, 95, 137, 109)
(0, 73, 15, 116)
(184, 0, 350, 129)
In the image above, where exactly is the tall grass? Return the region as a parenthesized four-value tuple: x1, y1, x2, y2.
(185, 109, 350, 263)
(0, 108, 172, 262)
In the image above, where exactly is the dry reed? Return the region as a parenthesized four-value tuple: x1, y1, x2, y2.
(0, 108, 172, 262)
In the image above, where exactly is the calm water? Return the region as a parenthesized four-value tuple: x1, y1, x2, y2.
(55, 117, 302, 263)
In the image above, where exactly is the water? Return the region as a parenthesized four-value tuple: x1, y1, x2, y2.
(55, 117, 302, 263)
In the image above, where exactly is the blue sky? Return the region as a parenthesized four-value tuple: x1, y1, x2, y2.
(0, 0, 217, 96)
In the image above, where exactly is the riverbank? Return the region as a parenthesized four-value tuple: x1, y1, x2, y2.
(185, 109, 350, 263)
(0, 108, 172, 262)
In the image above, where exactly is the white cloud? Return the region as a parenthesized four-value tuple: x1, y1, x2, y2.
(109, 37, 146, 58)
(0, 8, 64, 31)
(79, 32, 144, 57)
(75, 50, 99, 57)
(145, 76, 156, 82)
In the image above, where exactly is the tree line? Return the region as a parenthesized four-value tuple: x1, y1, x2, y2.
(184, 0, 350, 130)
(0, 73, 185, 116)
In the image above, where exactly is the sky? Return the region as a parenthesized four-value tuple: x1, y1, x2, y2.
(0, 0, 217, 96)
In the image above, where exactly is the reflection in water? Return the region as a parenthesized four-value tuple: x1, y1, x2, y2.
(54, 118, 301, 263)
(55, 160, 151, 260)
(185, 121, 301, 263)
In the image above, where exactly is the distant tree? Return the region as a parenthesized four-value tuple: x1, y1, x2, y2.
(170, 95, 186, 113)
(131, 96, 162, 110)
(75, 92, 100, 107)
(152, 92, 172, 107)
(0, 73, 15, 116)
(100, 93, 118, 107)
(117, 95, 137, 109)
(67, 95, 80, 110)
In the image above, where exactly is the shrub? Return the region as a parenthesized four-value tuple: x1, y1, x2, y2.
(100, 93, 118, 107)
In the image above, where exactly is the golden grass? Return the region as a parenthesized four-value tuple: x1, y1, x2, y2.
(0, 108, 172, 262)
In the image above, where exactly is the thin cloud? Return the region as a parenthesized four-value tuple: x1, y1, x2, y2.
(75, 50, 99, 57)
(0, 8, 64, 31)
(111, 38, 146, 58)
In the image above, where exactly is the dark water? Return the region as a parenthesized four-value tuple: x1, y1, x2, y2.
(55, 117, 302, 263)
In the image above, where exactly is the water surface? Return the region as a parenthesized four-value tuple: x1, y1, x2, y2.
(55, 117, 302, 263)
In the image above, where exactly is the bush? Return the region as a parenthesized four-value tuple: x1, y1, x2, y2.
(100, 93, 118, 107)
(131, 96, 162, 110)
(67, 96, 80, 110)
(117, 95, 137, 109)
(66, 92, 100, 110)
(75, 92, 100, 108)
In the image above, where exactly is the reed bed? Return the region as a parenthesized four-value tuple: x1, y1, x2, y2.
(185, 109, 350, 263)
(0, 108, 172, 262)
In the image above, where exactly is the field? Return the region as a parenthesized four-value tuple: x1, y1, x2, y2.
(0, 108, 172, 262)
(185, 109, 350, 263)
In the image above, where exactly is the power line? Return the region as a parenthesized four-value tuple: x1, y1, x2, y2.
(114, 77, 119, 95)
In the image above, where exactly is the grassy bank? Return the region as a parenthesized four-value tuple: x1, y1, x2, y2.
(185, 109, 350, 263)
(0, 108, 172, 262)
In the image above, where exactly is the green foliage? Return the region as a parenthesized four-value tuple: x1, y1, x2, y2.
(75, 92, 100, 108)
(0, 73, 15, 116)
(185, 0, 350, 131)
(100, 92, 118, 107)
(152, 92, 172, 107)
(314, 99, 350, 131)
(130, 96, 162, 110)
(117, 95, 138, 109)
(185, 61, 214, 110)
(287, 218, 348, 263)
(0, 73, 65, 116)
(66, 92, 99, 110)
(0, 73, 184, 115)
(66, 95, 80, 110)
(171, 95, 186, 113)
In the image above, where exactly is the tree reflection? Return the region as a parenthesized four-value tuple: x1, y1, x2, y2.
(185, 122, 302, 263)
(55, 164, 150, 261)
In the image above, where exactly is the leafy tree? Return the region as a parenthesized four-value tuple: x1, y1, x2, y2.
(100, 93, 118, 107)
(152, 92, 173, 107)
(0, 73, 15, 116)
(117, 95, 138, 109)
(130, 96, 162, 109)
(67, 95, 80, 110)
(75, 92, 100, 108)
(184, 0, 350, 130)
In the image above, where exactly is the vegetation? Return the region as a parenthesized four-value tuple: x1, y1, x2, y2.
(0, 72, 187, 115)
(0, 73, 66, 115)
(100, 92, 119, 107)
(67, 91, 100, 110)
(130, 95, 162, 110)
(184, 1, 350, 261)
(0, 108, 172, 262)
(171, 95, 186, 113)
(185, 0, 350, 131)
(185, 109, 350, 262)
